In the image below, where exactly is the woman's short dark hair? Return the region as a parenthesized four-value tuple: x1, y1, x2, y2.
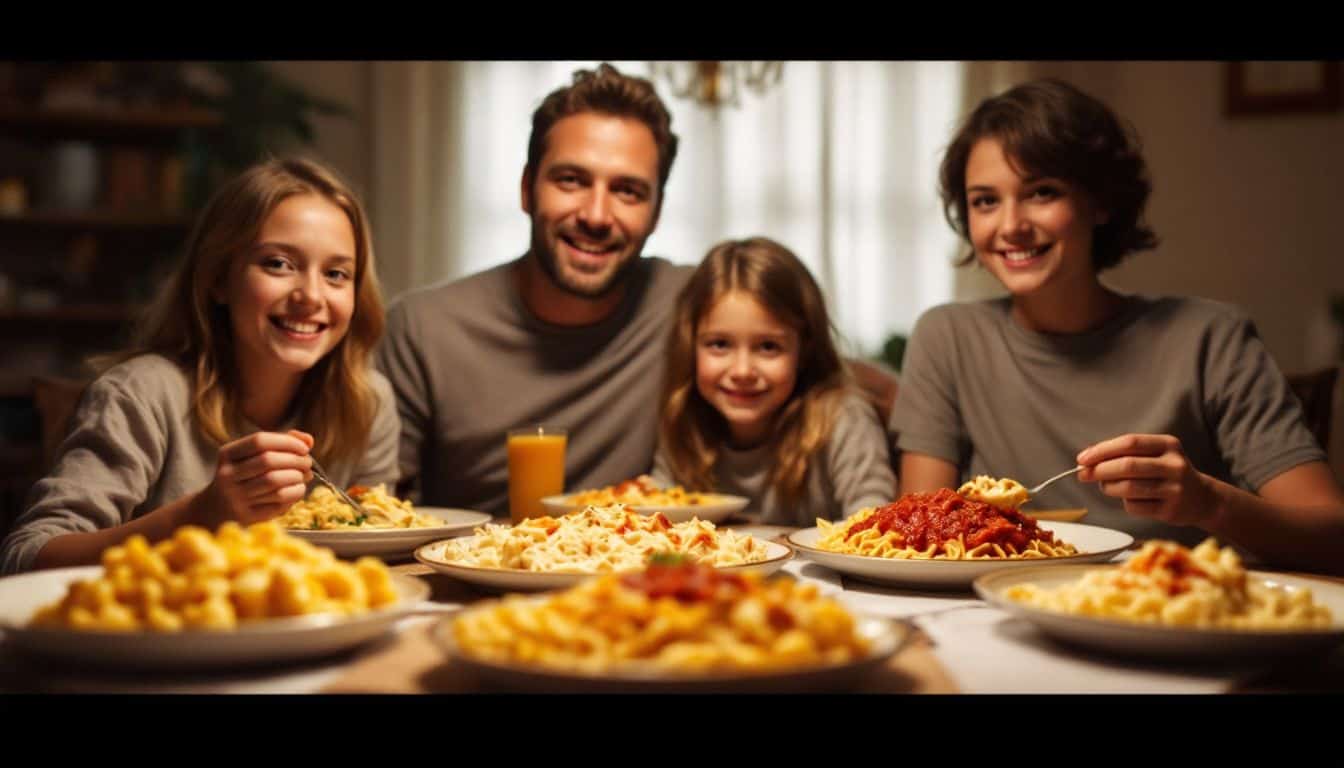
(938, 78, 1159, 272)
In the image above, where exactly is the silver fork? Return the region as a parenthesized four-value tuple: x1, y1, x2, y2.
(1027, 465, 1084, 496)
(308, 457, 374, 520)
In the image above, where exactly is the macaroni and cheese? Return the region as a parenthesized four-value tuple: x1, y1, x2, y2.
(29, 521, 399, 632)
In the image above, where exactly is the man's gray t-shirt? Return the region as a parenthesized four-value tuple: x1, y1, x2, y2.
(653, 391, 895, 527)
(1, 354, 401, 574)
(376, 256, 693, 516)
(892, 295, 1325, 543)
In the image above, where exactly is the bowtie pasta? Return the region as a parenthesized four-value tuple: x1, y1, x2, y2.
(438, 504, 767, 573)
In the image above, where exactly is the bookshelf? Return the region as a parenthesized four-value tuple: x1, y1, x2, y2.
(0, 73, 223, 529)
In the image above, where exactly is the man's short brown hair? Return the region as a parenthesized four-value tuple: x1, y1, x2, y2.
(526, 63, 679, 211)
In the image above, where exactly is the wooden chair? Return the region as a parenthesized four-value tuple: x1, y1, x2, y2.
(848, 358, 899, 429)
(1286, 366, 1338, 453)
(846, 358, 900, 489)
(31, 375, 90, 473)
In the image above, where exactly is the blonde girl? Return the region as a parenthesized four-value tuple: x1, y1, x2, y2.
(2, 158, 399, 573)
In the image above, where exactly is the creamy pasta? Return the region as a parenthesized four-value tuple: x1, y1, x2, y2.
(1004, 538, 1333, 630)
(277, 484, 440, 530)
(453, 559, 870, 674)
(437, 504, 768, 573)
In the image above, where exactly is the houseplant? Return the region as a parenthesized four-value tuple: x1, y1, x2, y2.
(176, 61, 352, 209)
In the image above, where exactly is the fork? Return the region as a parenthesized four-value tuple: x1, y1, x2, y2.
(308, 456, 374, 519)
(1027, 465, 1084, 496)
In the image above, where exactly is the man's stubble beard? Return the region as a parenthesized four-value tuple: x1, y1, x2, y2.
(528, 225, 645, 301)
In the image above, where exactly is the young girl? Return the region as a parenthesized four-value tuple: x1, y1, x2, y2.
(1, 158, 400, 574)
(653, 237, 895, 527)
(893, 79, 1344, 574)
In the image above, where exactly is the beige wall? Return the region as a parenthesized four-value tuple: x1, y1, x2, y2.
(961, 61, 1344, 375)
(1110, 61, 1344, 375)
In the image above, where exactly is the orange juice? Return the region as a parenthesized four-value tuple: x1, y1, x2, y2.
(507, 428, 567, 524)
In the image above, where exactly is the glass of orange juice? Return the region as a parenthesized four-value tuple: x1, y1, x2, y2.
(507, 427, 567, 524)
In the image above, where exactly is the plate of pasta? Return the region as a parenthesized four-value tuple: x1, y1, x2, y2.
(432, 559, 908, 692)
(974, 539, 1344, 660)
(0, 521, 435, 669)
(279, 484, 491, 558)
(414, 505, 791, 592)
(541, 475, 749, 524)
(786, 490, 1133, 589)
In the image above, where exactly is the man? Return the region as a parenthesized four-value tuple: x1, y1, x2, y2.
(376, 63, 692, 515)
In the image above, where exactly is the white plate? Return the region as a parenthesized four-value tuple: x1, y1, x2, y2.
(286, 507, 491, 558)
(413, 537, 794, 593)
(1023, 508, 1088, 523)
(540, 494, 750, 524)
(433, 611, 907, 693)
(974, 564, 1344, 660)
(0, 566, 430, 669)
(787, 521, 1134, 590)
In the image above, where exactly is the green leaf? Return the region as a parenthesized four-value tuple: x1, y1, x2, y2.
(180, 61, 354, 175)
(648, 551, 691, 566)
(877, 333, 908, 373)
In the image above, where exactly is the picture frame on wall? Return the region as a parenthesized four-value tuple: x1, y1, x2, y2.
(1225, 61, 1342, 116)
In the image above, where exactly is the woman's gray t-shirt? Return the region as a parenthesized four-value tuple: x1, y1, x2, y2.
(892, 295, 1324, 543)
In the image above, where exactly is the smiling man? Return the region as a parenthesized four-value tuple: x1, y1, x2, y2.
(376, 64, 692, 516)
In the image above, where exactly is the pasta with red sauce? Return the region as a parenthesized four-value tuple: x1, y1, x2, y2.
(816, 489, 1078, 559)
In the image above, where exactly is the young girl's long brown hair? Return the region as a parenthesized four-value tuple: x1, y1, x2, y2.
(658, 237, 851, 502)
(103, 157, 385, 468)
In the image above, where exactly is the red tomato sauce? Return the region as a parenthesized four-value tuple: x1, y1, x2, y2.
(845, 488, 1057, 554)
(620, 561, 748, 603)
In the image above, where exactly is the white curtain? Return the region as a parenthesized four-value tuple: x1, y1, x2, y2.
(372, 61, 981, 356)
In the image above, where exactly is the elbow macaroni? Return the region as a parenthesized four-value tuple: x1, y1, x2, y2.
(29, 521, 399, 633)
(1004, 538, 1334, 630)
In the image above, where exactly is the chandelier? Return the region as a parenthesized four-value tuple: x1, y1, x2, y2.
(650, 61, 784, 108)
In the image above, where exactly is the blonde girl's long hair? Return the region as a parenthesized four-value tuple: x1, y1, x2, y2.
(658, 237, 850, 502)
(105, 157, 385, 467)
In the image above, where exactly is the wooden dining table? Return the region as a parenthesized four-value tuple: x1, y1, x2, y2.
(2, 520, 1342, 694)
